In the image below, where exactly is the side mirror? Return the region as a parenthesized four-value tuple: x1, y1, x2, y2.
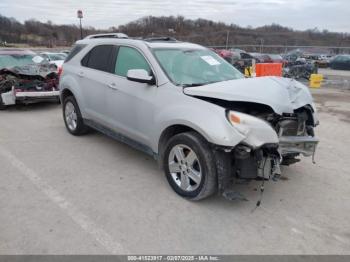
(126, 69, 155, 85)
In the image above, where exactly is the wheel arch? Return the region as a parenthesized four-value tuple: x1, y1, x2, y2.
(157, 124, 210, 167)
(60, 88, 75, 102)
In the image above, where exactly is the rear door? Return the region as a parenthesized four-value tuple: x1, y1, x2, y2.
(79, 45, 117, 124)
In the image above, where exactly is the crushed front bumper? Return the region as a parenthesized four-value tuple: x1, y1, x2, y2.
(1, 90, 60, 105)
(16, 90, 60, 98)
(16, 91, 60, 104)
(279, 136, 319, 157)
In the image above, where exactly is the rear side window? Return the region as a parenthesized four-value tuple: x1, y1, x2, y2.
(81, 45, 114, 72)
(64, 44, 86, 62)
(115, 46, 150, 77)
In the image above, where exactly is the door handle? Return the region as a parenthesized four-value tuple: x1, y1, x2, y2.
(107, 83, 118, 90)
(78, 71, 84, 78)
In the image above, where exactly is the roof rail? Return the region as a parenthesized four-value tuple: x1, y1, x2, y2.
(143, 36, 177, 42)
(84, 33, 128, 39)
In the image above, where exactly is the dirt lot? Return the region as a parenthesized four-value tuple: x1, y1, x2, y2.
(318, 68, 350, 90)
(0, 87, 350, 254)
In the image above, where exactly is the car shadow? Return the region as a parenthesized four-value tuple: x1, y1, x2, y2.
(4, 102, 61, 112)
(82, 128, 295, 209)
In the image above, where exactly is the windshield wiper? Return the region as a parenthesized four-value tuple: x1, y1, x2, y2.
(182, 83, 205, 87)
(182, 81, 221, 88)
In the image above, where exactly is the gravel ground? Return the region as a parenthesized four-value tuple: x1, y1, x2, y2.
(0, 87, 349, 255)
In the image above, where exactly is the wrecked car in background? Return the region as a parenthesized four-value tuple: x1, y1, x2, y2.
(60, 35, 319, 201)
(0, 49, 60, 109)
(283, 58, 318, 80)
(215, 49, 255, 73)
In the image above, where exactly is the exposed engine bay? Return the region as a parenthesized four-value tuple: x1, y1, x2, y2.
(201, 97, 318, 181)
(0, 63, 59, 108)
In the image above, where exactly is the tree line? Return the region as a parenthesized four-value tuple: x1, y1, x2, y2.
(1, 14, 350, 49)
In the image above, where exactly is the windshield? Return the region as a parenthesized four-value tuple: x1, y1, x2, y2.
(0, 54, 36, 69)
(153, 48, 243, 86)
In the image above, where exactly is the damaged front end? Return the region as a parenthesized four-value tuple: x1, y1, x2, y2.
(276, 107, 319, 163)
(214, 143, 282, 201)
(233, 144, 281, 180)
(0, 63, 59, 108)
(184, 77, 319, 200)
(215, 104, 319, 200)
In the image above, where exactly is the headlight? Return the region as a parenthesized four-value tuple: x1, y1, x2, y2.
(227, 110, 279, 147)
(227, 111, 250, 136)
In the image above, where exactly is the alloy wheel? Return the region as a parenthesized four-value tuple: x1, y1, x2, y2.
(168, 144, 202, 192)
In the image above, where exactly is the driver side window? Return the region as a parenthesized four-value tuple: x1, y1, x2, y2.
(115, 46, 151, 77)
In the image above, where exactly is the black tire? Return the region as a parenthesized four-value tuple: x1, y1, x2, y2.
(0, 95, 7, 110)
(62, 96, 89, 136)
(163, 131, 217, 200)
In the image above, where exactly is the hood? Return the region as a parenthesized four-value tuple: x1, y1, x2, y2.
(183, 76, 314, 115)
(0, 63, 58, 79)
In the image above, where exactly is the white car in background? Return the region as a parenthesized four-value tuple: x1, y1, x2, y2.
(40, 52, 67, 69)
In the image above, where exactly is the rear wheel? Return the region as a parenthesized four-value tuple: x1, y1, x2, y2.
(163, 132, 217, 200)
(63, 96, 88, 135)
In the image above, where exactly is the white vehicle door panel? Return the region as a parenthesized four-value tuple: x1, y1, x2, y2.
(106, 76, 156, 147)
(105, 46, 156, 147)
(79, 45, 115, 125)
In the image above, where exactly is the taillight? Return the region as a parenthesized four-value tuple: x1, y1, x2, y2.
(58, 67, 63, 77)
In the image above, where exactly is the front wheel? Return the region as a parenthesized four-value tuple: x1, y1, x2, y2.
(163, 132, 217, 200)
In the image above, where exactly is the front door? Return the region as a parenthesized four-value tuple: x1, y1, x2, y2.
(105, 46, 156, 148)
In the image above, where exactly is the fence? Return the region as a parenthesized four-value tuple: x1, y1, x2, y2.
(208, 45, 350, 55)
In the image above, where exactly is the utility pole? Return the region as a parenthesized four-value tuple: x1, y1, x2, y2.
(225, 30, 230, 49)
(77, 10, 83, 39)
(260, 38, 264, 53)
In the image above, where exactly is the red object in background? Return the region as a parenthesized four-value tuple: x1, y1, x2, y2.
(58, 66, 63, 77)
(217, 49, 233, 59)
(256, 63, 283, 77)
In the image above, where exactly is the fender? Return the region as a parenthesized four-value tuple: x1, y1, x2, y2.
(152, 95, 246, 153)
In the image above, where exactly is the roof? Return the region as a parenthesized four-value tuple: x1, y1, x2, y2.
(84, 33, 128, 39)
(78, 33, 206, 50)
(76, 37, 205, 50)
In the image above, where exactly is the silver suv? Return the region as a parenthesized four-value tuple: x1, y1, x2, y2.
(59, 34, 319, 200)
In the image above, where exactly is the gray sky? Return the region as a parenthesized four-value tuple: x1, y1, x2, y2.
(0, 0, 349, 32)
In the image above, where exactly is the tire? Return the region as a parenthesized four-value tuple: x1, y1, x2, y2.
(163, 131, 217, 200)
(62, 96, 89, 135)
